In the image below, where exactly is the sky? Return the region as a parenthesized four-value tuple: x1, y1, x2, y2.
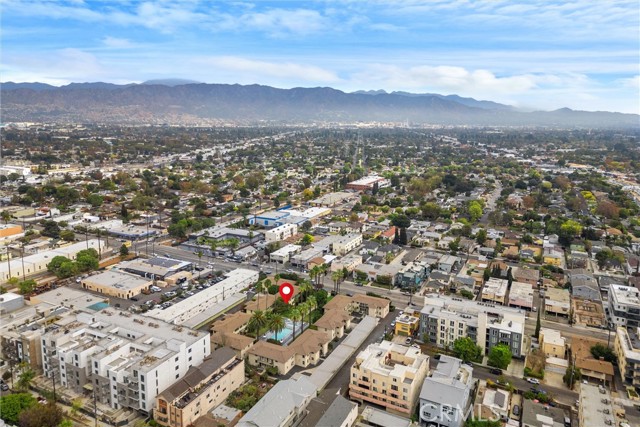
(1, 0, 639, 114)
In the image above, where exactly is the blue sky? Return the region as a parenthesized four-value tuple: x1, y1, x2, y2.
(2, 0, 639, 113)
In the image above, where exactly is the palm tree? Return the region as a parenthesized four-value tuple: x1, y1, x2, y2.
(248, 310, 267, 337)
(307, 295, 317, 316)
(263, 279, 272, 311)
(17, 364, 35, 391)
(290, 307, 302, 340)
(298, 301, 310, 329)
(309, 266, 318, 287)
(254, 280, 264, 312)
(331, 270, 342, 294)
(298, 280, 313, 303)
(267, 313, 286, 341)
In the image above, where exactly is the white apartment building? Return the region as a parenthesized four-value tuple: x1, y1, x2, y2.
(420, 294, 526, 358)
(41, 309, 210, 414)
(332, 233, 363, 256)
(270, 244, 302, 264)
(481, 278, 508, 305)
(608, 284, 640, 328)
(265, 223, 298, 244)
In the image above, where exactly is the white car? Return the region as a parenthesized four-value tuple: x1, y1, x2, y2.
(526, 378, 540, 385)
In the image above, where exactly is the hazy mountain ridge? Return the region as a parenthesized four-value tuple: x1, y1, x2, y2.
(1, 82, 638, 127)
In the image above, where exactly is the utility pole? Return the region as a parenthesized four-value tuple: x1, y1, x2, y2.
(93, 386, 98, 427)
(569, 352, 577, 389)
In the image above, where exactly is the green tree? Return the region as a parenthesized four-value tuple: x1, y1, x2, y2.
(488, 344, 512, 370)
(16, 366, 35, 391)
(0, 393, 37, 425)
(59, 230, 75, 242)
(119, 244, 129, 258)
(563, 365, 581, 389)
(460, 289, 474, 300)
(18, 280, 36, 295)
(267, 313, 286, 340)
(247, 310, 268, 336)
(301, 234, 314, 246)
(1, 210, 11, 224)
(559, 220, 582, 244)
(452, 337, 483, 363)
(57, 261, 79, 278)
(468, 201, 483, 222)
(290, 307, 302, 340)
(476, 228, 487, 245)
(86, 193, 104, 208)
(47, 256, 70, 274)
(18, 401, 64, 427)
(590, 343, 617, 363)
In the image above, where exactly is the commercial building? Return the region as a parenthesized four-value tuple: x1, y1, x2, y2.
(349, 341, 429, 416)
(346, 175, 390, 192)
(154, 347, 243, 427)
(80, 270, 152, 299)
(508, 281, 534, 310)
(512, 267, 540, 286)
(420, 294, 526, 358)
(145, 269, 258, 325)
(249, 210, 291, 228)
(108, 224, 158, 240)
(545, 288, 571, 318)
(331, 254, 363, 274)
(481, 278, 508, 305)
(419, 355, 474, 427)
(119, 256, 192, 281)
(237, 376, 317, 427)
(309, 191, 357, 207)
(41, 308, 211, 413)
(608, 284, 640, 328)
(614, 326, 640, 389)
(0, 239, 107, 284)
(265, 223, 298, 243)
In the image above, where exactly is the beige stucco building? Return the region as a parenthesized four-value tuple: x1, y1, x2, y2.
(155, 347, 244, 427)
(349, 341, 429, 416)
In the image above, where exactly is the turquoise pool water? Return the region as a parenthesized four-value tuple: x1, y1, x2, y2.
(265, 327, 294, 342)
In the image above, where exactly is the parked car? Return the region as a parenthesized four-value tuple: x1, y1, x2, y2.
(490, 368, 502, 375)
(1, 383, 9, 391)
(526, 377, 540, 385)
(513, 405, 520, 416)
(129, 297, 139, 301)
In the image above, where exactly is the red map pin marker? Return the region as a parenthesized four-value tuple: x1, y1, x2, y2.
(279, 282, 294, 304)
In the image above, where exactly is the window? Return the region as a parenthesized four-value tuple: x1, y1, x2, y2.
(188, 348, 192, 353)
(175, 356, 179, 362)
(140, 375, 144, 381)
(175, 374, 179, 379)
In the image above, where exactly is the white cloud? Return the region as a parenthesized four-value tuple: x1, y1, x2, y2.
(618, 75, 640, 89)
(102, 36, 134, 48)
(200, 56, 341, 83)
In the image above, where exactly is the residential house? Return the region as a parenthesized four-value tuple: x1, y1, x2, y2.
(418, 356, 475, 427)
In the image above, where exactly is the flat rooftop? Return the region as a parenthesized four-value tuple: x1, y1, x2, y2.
(84, 270, 150, 290)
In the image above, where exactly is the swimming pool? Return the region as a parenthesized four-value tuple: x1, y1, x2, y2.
(262, 318, 301, 344)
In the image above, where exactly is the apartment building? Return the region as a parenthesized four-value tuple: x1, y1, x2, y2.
(332, 233, 364, 256)
(539, 328, 566, 359)
(608, 284, 640, 328)
(419, 356, 474, 427)
(41, 308, 210, 414)
(420, 295, 526, 358)
(246, 329, 330, 375)
(323, 294, 391, 319)
(265, 223, 298, 243)
(395, 314, 420, 337)
(269, 244, 302, 264)
(614, 326, 640, 389)
(154, 348, 243, 427)
(349, 341, 429, 416)
(481, 278, 508, 305)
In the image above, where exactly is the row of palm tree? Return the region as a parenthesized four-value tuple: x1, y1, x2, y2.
(246, 291, 318, 342)
(309, 264, 329, 287)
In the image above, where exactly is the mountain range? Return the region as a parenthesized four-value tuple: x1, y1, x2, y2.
(1, 81, 638, 127)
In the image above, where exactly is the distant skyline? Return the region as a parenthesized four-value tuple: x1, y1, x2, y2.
(1, 0, 639, 114)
